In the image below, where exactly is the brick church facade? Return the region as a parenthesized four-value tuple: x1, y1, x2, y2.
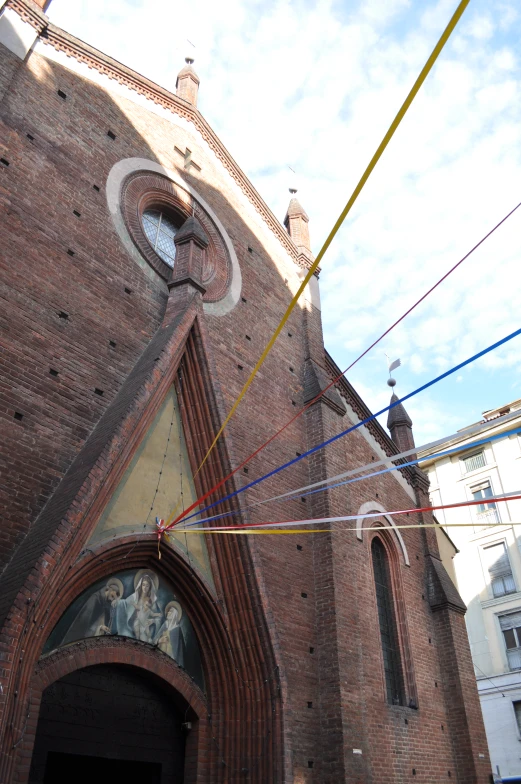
(0, 1, 492, 781)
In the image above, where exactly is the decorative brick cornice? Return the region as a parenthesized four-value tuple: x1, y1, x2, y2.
(35, 21, 311, 271)
(411, 464, 430, 493)
(5, 0, 47, 31)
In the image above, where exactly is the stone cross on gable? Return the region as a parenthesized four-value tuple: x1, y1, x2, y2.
(174, 146, 201, 173)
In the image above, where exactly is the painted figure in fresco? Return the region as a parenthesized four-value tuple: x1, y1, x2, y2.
(61, 578, 124, 645)
(114, 570, 162, 643)
(45, 569, 204, 689)
(155, 601, 185, 667)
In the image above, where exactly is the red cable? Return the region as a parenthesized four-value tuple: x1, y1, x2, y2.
(167, 199, 521, 530)
(183, 492, 521, 531)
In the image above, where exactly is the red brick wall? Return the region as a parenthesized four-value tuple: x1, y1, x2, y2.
(0, 43, 168, 567)
(0, 30, 491, 783)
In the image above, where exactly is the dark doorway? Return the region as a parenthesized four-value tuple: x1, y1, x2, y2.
(29, 664, 185, 784)
(43, 751, 162, 784)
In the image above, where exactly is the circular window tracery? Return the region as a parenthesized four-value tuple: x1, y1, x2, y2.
(142, 209, 178, 268)
(122, 172, 232, 302)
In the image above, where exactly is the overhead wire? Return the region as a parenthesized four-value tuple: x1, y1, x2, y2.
(239, 410, 521, 508)
(178, 522, 521, 536)
(175, 491, 521, 534)
(124, 393, 176, 560)
(167, 424, 521, 529)
(164, 198, 521, 531)
(185, 0, 472, 484)
(178, 412, 521, 530)
(164, 326, 521, 533)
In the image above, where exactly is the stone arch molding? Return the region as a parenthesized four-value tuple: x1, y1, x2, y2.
(34, 637, 207, 716)
(356, 501, 410, 566)
(106, 157, 242, 316)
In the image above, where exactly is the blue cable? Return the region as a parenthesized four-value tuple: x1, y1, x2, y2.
(180, 423, 521, 528)
(173, 326, 521, 528)
(185, 423, 521, 527)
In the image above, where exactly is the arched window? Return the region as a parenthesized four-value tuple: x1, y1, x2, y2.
(371, 537, 405, 705)
(141, 209, 178, 267)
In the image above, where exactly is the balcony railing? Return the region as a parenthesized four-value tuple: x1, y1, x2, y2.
(476, 507, 500, 526)
(463, 452, 486, 473)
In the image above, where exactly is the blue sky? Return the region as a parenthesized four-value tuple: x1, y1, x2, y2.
(47, 0, 521, 444)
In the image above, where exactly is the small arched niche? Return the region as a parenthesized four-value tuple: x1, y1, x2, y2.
(356, 501, 410, 566)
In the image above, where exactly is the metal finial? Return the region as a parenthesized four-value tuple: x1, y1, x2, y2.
(385, 354, 401, 388)
(289, 187, 297, 194)
(185, 57, 195, 65)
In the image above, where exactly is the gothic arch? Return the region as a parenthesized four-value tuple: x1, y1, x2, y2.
(356, 500, 410, 566)
(2, 536, 280, 783)
(0, 304, 281, 782)
(366, 525, 418, 709)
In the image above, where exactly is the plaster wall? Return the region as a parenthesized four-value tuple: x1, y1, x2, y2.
(479, 675, 521, 779)
(421, 412, 521, 779)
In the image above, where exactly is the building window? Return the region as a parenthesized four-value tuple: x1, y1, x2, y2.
(482, 542, 515, 597)
(462, 451, 486, 473)
(142, 209, 177, 267)
(371, 537, 405, 705)
(500, 612, 521, 670)
(514, 701, 521, 734)
(471, 480, 499, 526)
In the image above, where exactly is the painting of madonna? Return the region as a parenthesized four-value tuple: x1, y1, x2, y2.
(113, 571, 163, 643)
(43, 568, 204, 690)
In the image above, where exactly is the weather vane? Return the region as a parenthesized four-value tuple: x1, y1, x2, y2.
(385, 354, 401, 388)
(287, 165, 297, 194)
(185, 38, 196, 65)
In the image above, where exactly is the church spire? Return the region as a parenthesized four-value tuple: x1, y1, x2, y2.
(386, 377, 415, 453)
(176, 57, 200, 107)
(284, 188, 313, 261)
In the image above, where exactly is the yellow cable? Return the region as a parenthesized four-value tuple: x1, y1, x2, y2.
(193, 0, 471, 479)
(169, 519, 518, 535)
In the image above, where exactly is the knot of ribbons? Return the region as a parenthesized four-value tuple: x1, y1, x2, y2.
(156, 517, 166, 558)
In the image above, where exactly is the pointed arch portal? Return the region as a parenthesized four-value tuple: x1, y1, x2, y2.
(0, 315, 281, 782)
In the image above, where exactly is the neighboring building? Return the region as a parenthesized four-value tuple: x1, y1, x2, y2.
(0, 1, 491, 781)
(420, 398, 521, 781)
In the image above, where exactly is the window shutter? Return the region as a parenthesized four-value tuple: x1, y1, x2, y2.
(500, 612, 521, 631)
(471, 480, 491, 495)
